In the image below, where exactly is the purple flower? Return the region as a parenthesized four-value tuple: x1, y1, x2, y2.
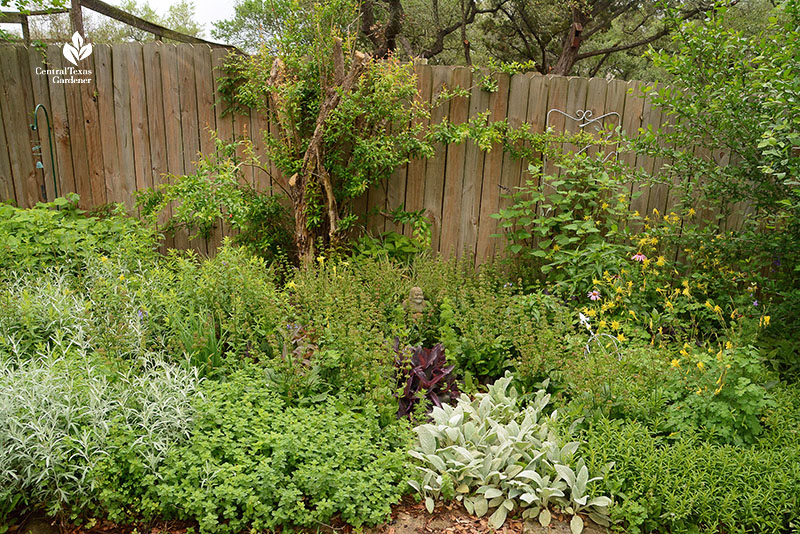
(631, 252, 647, 262)
(587, 289, 601, 301)
(753, 300, 759, 307)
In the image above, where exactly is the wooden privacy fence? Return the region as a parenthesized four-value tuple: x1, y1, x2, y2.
(0, 43, 735, 262)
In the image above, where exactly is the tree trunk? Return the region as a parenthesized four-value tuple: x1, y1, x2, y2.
(292, 186, 315, 265)
(551, 9, 590, 75)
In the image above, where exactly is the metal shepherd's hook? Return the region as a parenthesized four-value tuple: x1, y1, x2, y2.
(31, 104, 59, 201)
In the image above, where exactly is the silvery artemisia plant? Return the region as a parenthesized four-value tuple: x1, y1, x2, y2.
(408, 372, 612, 532)
(0, 330, 200, 521)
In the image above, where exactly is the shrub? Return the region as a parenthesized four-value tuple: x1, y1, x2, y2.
(281, 258, 400, 413)
(156, 366, 412, 533)
(409, 373, 612, 531)
(662, 342, 776, 445)
(0, 194, 157, 274)
(136, 138, 295, 261)
(492, 156, 634, 293)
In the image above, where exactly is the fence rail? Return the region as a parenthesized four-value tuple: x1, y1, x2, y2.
(0, 43, 736, 263)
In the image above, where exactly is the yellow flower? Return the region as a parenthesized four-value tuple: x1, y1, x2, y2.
(586, 308, 597, 318)
(601, 202, 609, 210)
(616, 333, 626, 342)
(653, 208, 660, 218)
(682, 287, 691, 297)
(118, 274, 125, 281)
(286, 280, 297, 289)
(725, 341, 732, 350)
(687, 207, 696, 217)
(680, 349, 689, 357)
(764, 315, 770, 326)
(100, 256, 109, 263)
(611, 320, 621, 330)
(552, 244, 561, 252)
(713, 305, 722, 314)
(696, 388, 703, 395)
(665, 300, 674, 310)
(629, 310, 637, 320)
(705, 300, 714, 309)
(598, 320, 607, 328)
(656, 256, 666, 267)
(317, 255, 325, 265)
(633, 210, 640, 218)
(671, 359, 680, 368)
(697, 361, 705, 371)
(717, 351, 723, 361)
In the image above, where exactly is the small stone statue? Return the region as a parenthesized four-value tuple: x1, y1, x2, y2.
(403, 286, 427, 318)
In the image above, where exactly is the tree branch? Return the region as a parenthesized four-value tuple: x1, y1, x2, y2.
(421, 0, 508, 59)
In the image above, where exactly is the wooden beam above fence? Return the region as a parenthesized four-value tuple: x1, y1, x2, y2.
(77, 0, 233, 47)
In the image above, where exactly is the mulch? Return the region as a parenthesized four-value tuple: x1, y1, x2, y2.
(13, 496, 598, 534)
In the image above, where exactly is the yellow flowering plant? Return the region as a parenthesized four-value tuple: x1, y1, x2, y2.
(662, 342, 776, 445)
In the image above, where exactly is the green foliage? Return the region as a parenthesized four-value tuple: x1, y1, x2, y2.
(663, 343, 776, 445)
(583, 416, 800, 533)
(492, 155, 634, 292)
(223, 13, 433, 256)
(280, 259, 398, 413)
(409, 373, 612, 531)
(0, 195, 157, 274)
(354, 206, 432, 263)
(0, 347, 199, 526)
(212, 0, 357, 53)
(136, 137, 294, 261)
(156, 366, 412, 533)
(438, 280, 571, 382)
(637, 1, 800, 344)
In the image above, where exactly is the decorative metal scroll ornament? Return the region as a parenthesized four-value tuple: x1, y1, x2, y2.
(579, 313, 622, 360)
(545, 108, 621, 163)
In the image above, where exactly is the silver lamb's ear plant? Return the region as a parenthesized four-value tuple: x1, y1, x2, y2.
(407, 371, 613, 530)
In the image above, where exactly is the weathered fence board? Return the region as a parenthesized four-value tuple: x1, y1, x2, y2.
(0, 43, 743, 264)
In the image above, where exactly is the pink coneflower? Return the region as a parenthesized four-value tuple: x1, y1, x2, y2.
(587, 289, 601, 301)
(631, 252, 647, 262)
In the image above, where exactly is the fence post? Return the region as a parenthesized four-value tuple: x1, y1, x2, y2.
(70, 0, 85, 36)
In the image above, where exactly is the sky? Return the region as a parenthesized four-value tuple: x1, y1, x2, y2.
(140, 0, 237, 39)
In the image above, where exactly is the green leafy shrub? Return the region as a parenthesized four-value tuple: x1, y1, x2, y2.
(137, 137, 294, 261)
(281, 259, 400, 413)
(583, 416, 800, 533)
(0, 194, 157, 274)
(492, 155, 635, 293)
(409, 373, 611, 531)
(156, 366, 412, 533)
(633, 1, 800, 367)
(80, 244, 286, 370)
